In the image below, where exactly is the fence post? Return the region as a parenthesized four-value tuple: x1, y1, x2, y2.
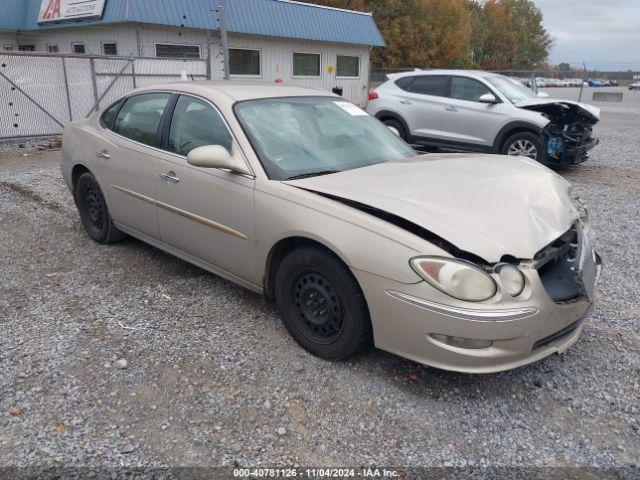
(89, 57, 100, 111)
(131, 58, 137, 89)
(61, 57, 73, 122)
(217, 6, 230, 80)
(206, 31, 212, 80)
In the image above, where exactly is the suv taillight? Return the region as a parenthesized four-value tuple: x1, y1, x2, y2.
(368, 91, 379, 101)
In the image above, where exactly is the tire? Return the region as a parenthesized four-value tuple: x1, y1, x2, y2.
(501, 132, 546, 163)
(75, 172, 125, 244)
(274, 246, 373, 361)
(382, 118, 408, 142)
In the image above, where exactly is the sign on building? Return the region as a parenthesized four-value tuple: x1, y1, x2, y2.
(38, 0, 107, 24)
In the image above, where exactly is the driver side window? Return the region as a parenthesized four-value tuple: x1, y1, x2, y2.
(168, 96, 233, 156)
(450, 77, 492, 102)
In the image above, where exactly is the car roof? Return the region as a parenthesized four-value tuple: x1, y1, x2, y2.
(130, 81, 336, 102)
(387, 69, 504, 80)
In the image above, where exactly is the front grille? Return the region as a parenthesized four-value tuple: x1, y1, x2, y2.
(535, 224, 594, 303)
(533, 318, 584, 350)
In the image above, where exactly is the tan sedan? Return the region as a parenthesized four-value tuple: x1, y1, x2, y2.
(61, 82, 600, 373)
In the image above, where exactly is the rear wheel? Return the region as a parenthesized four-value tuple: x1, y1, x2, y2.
(382, 118, 408, 142)
(75, 173, 125, 244)
(502, 132, 546, 163)
(274, 246, 372, 361)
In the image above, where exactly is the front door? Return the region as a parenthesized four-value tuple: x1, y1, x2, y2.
(440, 76, 508, 148)
(155, 94, 256, 283)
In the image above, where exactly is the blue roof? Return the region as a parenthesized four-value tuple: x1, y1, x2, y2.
(1, 0, 385, 47)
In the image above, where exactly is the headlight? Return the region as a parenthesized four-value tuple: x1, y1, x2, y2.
(495, 264, 525, 297)
(410, 257, 497, 302)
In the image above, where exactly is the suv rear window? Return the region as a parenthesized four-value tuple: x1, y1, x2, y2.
(407, 75, 448, 97)
(395, 76, 415, 91)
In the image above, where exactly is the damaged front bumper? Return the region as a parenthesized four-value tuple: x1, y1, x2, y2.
(352, 225, 602, 374)
(545, 132, 600, 166)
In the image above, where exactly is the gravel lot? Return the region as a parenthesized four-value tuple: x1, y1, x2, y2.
(1, 87, 639, 473)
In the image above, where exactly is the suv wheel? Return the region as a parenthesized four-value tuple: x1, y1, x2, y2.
(75, 172, 125, 244)
(274, 246, 373, 361)
(502, 132, 545, 163)
(382, 119, 407, 142)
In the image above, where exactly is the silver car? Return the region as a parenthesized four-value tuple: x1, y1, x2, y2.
(367, 70, 601, 166)
(62, 81, 600, 373)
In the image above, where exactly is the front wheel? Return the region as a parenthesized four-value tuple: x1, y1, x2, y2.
(502, 132, 546, 163)
(274, 247, 373, 361)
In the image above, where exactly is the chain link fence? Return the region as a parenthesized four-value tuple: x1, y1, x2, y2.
(0, 52, 207, 139)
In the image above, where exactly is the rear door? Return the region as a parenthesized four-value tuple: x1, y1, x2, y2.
(154, 94, 256, 282)
(97, 92, 172, 239)
(440, 76, 511, 148)
(396, 75, 449, 141)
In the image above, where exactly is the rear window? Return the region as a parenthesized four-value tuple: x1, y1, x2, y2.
(100, 100, 123, 129)
(410, 76, 448, 97)
(395, 76, 415, 91)
(113, 93, 171, 147)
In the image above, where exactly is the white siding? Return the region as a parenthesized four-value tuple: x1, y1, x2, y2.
(216, 33, 371, 106)
(0, 26, 371, 105)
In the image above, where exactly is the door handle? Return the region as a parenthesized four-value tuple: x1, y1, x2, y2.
(159, 171, 180, 184)
(400, 100, 412, 105)
(96, 149, 110, 159)
(445, 106, 458, 112)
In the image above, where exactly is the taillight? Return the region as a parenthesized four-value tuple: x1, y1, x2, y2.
(368, 91, 379, 101)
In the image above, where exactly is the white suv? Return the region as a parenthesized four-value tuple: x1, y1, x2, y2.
(367, 70, 601, 166)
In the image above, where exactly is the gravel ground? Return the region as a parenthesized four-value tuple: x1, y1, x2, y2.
(0, 87, 639, 473)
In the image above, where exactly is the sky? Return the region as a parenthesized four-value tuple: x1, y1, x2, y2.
(534, 0, 640, 71)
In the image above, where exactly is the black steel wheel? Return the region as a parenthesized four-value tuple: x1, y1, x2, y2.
(292, 270, 344, 344)
(275, 246, 372, 361)
(75, 172, 125, 244)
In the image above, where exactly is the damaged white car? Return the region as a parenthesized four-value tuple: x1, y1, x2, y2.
(62, 82, 601, 373)
(367, 70, 600, 166)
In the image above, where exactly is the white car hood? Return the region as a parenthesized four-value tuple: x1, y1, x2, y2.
(515, 98, 601, 122)
(286, 154, 579, 263)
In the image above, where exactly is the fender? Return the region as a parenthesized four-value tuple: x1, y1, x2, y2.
(492, 121, 546, 153)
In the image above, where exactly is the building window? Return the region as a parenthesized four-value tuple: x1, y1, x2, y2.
(47, 44, 59, 53)
(3, 45, 14, 51)
(102, 42, 118, 56)
(18, 45, 35, 52)
(72, 43, 86, 54)
(229, 48, 260, 76)
(155, 43, 201, 59)
(336, 55, 359, 78)
(293, 53, 321, 77)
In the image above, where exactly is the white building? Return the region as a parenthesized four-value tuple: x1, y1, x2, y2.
(0, 0, 385, 105)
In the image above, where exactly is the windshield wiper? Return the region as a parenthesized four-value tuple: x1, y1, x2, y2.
(284, 170, 341, 181)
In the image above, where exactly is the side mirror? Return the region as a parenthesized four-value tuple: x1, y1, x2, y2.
(479, 93, 498, 104)
(387, 126, 401, 137)
(537, 91, 550, 98)
(186, 145, 251, 175)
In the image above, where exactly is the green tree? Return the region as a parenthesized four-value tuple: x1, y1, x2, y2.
(307, 0, 550, 69)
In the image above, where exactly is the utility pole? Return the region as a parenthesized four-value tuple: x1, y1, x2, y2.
(211, 5, 230, 80)
(579, 62, 586, 102)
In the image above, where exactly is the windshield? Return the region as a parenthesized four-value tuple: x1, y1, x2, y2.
(485, 75, 538, 103)
(234, 97, 416, 180)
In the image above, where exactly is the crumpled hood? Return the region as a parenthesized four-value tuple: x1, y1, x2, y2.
(285, 154, 579, 263)
(516, 98, 600, 123)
